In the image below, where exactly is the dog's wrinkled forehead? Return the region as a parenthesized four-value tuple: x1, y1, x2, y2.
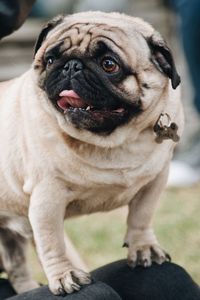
(35, 12, 154, 62)
(49, 22, 125, 56)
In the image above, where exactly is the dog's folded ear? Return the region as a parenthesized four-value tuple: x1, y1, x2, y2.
(147, 32, 180, 89)
(34, 15, 64, 56)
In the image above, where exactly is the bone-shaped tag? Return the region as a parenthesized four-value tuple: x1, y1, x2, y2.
(153, 113, 180, 144)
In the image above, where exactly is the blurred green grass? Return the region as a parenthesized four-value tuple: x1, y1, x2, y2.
(30, 184, 200, 284)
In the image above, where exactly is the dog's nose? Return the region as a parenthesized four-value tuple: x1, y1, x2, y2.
(63, 59, 83, 77)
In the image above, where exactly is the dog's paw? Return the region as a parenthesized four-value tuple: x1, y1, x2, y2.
(12, 279, 40, 294)
(126, 243, 170, 268)
(124, 228, 170, 268)
(49, 268, 92, 295)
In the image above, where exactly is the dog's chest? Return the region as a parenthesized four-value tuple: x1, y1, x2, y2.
(65, 184, 138, 218)
(59, 133, 160, 187)
(65, 150, 164, 217)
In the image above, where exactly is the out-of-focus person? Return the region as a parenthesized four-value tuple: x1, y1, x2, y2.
(30, 0, 129, 17)
(167, 0, 200, 187)
(0, 0, 35, 39)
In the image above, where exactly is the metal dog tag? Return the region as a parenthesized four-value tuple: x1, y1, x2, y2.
(153, 113, 180, 144)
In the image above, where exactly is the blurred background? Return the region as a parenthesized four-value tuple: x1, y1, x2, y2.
(0, 0, 200, 285)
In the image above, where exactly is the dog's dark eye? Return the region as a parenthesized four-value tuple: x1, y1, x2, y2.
(46, 57, 54, 66)
(101, 57, 119, 73)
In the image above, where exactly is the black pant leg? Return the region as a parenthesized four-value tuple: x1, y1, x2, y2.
(92, 260, 200, 300)
(0, 279, 16, 299)
(1, 260, 200, 300)
(0, 281, 121, 300)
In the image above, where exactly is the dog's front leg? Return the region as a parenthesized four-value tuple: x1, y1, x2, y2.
(29, 178, 91, 295)
(124, 166, 170, 268)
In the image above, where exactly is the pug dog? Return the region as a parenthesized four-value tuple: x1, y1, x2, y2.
(0, 11, 184, 295)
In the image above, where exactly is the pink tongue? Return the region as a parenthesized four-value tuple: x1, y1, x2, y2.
(59, 90, 80, 98)
(57, 90, 87, 110)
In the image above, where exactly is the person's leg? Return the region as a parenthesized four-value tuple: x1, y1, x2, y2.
(92, 260, 200, 300)
(0, 280, 121, 300)
(167, 0, 200, 187)
(173, 0, 200, 114)
(0, 279, 16, 299)
(1, 260, 200, 300)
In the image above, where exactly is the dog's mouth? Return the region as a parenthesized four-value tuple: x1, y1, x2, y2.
(56, 90, 141, 133)
(57, 90, 127, 115)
